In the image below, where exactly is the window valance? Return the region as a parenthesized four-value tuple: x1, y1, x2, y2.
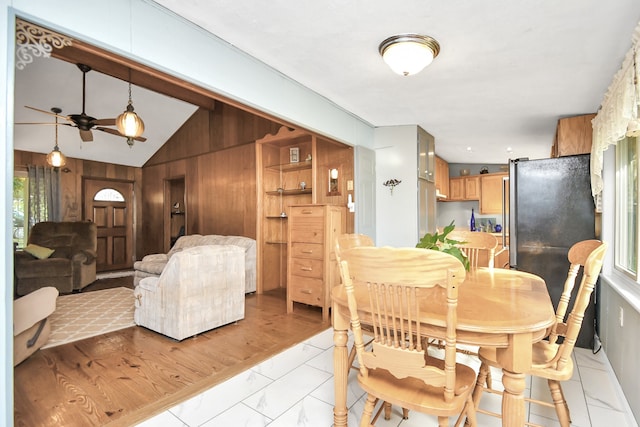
(591, 21, 640, 198)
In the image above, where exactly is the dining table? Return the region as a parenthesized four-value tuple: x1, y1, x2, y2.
(331, 266, 556, 427)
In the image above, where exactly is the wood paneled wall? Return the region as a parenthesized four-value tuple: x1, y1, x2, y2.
(13, 150, 144, 256)
(140, 104, 282, 256)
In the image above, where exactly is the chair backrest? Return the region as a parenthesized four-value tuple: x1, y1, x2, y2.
(29, 221, 98, 253)
(543, 240, 607, 371)
(334, 233, 374, 263)
(447, 230, 498, 268)
(339, 246, 466, 401)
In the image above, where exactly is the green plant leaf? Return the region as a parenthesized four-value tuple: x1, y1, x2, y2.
(416, 220, 469, 270)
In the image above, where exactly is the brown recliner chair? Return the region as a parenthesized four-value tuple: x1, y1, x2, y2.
(14, 221, 98, 296)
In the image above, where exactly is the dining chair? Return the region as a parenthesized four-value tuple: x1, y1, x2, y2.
(339, 246, 478, 427)
(471, 239, 607, 427)
(335, 234, 375, 358)
(447, 229, 498, 269)
(335, 233, 404, 420)
(431, 229, 498, 387)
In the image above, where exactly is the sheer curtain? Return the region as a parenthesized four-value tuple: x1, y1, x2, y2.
(591, 21, 640, 198)
(27, 165, 62, 230)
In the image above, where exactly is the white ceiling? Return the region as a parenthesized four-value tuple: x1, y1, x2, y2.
(153, 0, 640, 164)
(13, 56, 197, 167)
(13, 2, 640, 166)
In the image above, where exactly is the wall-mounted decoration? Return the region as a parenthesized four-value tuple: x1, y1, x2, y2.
(289, 147, 299, 163)
(383, 178, 402, 195)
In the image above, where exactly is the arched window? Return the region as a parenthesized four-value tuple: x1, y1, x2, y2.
(94, 188, 125, 202)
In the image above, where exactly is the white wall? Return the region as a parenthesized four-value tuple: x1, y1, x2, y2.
(374, 125, 419, 247)
(1, 2, 12, 425)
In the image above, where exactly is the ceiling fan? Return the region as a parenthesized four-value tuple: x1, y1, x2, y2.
(19, 63, 146, 143)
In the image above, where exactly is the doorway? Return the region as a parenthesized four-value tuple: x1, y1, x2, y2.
(83, 178, 135, 272)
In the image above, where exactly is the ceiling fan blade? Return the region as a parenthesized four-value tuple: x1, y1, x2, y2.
(24, 105, 70, 121)
(93, 118, 116, 126)
(95, 127, 147, 142)
(15, 122, 59, 125)
(80, 129, 93, 142)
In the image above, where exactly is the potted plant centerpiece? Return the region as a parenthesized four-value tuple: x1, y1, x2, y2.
(416, 221, 470, 270)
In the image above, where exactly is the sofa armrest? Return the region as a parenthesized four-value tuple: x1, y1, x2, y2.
(72, 249, 97, 265)
(14, 286, 58, 336)
(141, 253, 169, 263)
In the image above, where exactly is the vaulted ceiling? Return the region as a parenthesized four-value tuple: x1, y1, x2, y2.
(13, 2, 640, 166)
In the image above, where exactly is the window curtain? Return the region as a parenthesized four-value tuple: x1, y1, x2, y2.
(591, 21, 640, 198)
(27, 164, 62, 231)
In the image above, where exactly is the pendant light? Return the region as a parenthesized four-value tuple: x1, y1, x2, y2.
(46, 107, 66, 168)
(116, 71, 145, 147)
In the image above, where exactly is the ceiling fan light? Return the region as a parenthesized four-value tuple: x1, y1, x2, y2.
(379, 34, 440, 76)
(46, 146, 66, 168)
(116, 104, 145, 138)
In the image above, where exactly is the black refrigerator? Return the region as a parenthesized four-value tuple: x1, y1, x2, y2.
(508, 154, 597, 349)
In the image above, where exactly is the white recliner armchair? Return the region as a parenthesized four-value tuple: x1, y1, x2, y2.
(133, 245, 245, 341)
(14, 286, 58, 365)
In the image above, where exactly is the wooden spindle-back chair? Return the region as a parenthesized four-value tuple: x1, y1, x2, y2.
(339, 246, 477, 427)
(471, 240, 607, 427)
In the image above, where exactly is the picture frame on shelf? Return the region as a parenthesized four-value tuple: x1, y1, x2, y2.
(289, 147, 299, 163)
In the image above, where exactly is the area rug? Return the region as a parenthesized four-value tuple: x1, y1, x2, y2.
(42, 287, 135, 349)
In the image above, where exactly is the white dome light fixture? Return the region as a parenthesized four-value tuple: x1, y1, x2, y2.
(379, 34, 440, 76)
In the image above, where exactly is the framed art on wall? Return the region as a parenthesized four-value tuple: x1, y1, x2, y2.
(289, 147, 299, 163)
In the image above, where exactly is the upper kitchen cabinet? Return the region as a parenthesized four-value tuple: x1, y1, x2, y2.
(449, 176, 480, 201)
(418, 128, 435, 182)
(551, 113, 596, 157)
(435, 156, 449, 199)
(479, 172, 508, 214)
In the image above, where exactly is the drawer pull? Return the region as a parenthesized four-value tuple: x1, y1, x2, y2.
(301, 289, 312, 294)
(300, 266, 313, 271)
(301, 249, 314, 254)
(301, 209, 314, 214)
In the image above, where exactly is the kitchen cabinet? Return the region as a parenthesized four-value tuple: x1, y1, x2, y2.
(479, 172, 508, 214)
(435, 155, 449, 199)
(287, 204, 344, 321)
(418, 128, 435, 182)
(551, 113, 596, 157)
(449, 176, 480, 201)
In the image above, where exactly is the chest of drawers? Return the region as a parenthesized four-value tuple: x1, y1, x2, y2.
(287, 204, 345, 321)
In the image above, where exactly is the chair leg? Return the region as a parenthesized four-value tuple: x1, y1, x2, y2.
(383, 401, 392, 420)
(402, 407, 409, 419)
(438, 416, 448, 427)
(548, 380, 571, 427)
(472, 362, 490, 408)
(360, 394, 377, 427)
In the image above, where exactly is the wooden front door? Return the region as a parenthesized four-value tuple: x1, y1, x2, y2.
(83, 178, 134, 272)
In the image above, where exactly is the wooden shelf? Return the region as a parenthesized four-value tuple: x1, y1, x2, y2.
(266, 240, 287, 245)
(266, 161, 312, 172)
(266, 188, 312, 196)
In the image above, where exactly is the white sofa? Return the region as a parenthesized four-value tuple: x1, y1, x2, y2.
(133, 234, 256, 293)
(134, 245, 245, 341)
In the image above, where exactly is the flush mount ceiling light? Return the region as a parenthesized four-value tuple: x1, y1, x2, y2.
(46, 107, 66, 168)
(378, 34, 440, 76)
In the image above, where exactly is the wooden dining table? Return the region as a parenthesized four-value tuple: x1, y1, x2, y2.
(331, 266, 556, 427)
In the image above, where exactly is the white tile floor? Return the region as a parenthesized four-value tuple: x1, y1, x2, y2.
(136, 328, 638, 427)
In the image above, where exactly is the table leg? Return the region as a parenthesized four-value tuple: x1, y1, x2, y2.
(333, 328, 349, 427)
(501, 369, 526, 427)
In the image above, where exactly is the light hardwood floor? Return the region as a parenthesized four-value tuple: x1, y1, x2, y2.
(13, 279, 329, 427)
